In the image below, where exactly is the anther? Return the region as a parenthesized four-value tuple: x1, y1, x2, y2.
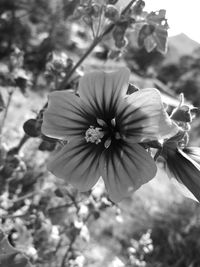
(111, 118, 116, 127)
(85, 126, 104, 144)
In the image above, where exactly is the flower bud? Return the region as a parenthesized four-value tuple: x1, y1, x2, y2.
(112, 26, 125, 42)
(171, 105, 198, 123)
(105, 5, 120, 22)
(85, 4, 100, 17)
(45, 52, 69, 76)
(115, 37, 128, 49)
(108, 49, 122, 60)
(132, 0, 145, 15)
(23, 119, 41, 137)
(170, 93, 199, 123)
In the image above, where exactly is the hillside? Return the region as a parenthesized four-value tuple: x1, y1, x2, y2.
(164, 33, 200, 64)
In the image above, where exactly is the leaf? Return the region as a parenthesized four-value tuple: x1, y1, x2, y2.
(152, 26, 168, 53)
(0, 229, 32, 267)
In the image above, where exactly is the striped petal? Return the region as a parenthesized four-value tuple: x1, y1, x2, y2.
(47, 139, 101, 191)
(100, 142, 157, 202)
(119, 88, 178, 142)
(164, 147, 200, 202)
(183, 147, 200, 164)
(42, 91, 90, 140)
(78, 67, 130, 118)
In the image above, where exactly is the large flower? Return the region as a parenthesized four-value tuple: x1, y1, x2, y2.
(162, 140, 200, 202)
(42, 67, 178, 202)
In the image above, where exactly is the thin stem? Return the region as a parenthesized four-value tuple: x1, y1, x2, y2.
(90, 20, 96, 39)
(60, 237, 76, 267)
(122, 0, 137, 15)
(57, 36, 101, 91)
(1, 89, 15, 135)
(96, 5, 104, 38)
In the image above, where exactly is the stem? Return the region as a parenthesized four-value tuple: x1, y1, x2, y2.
(96, 5, 104, 38)
(121, 0, 136, 15)
(1, 89, 14, 135)
(60, 237, 76, 267)
(57, 36, 101, 91)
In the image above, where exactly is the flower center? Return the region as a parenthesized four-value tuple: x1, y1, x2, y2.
(85, 118, 122, 148)
(85, 126, 104, 144)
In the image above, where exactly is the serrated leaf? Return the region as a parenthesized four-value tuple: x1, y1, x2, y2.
(144, 35, 157, 52)
(152, 26, 168, 53)
(0, 229, 32, 267)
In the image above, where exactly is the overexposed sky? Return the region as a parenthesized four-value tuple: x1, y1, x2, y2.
(145, 0, 200, 43)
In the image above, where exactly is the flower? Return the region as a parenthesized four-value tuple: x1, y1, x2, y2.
(42, 67, 178, 202)
(161, 137, 200, 202)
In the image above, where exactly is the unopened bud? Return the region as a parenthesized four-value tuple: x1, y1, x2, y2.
(46, 52, 69, 75)
(23, 119, 41, 137)
(170, 94, 199, 123)
(132, 0, 145, 15)
(115, 37, 128, 48)
(105, 5, 120, 22)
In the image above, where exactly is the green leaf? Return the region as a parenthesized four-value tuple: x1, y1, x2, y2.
(0, 230, 32, 267)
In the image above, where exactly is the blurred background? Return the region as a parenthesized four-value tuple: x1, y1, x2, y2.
(0, 0, 200, 267)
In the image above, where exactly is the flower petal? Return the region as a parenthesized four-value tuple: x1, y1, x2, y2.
(78, 67, 130, 118)
(100, 142, 157, 202)
(42, 91, 90, 140)
(120, 88, 178, 142)
(165, 147, 200, 202)
(183, 147, 200, 164)
(47, 139, 101, 191)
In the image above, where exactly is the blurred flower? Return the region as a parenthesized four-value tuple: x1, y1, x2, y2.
(42, 67, 178, 202)
(162, 137, 200, 202)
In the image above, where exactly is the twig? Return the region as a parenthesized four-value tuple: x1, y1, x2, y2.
(60, 236, 76, 267)
(0, 212, 28, 220)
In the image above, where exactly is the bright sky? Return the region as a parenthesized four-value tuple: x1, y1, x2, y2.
(144, 0, 200, 43)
